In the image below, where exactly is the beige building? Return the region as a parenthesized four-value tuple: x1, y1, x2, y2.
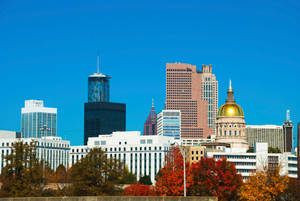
(246, 125, 284, 152)
(216, 81, 248, 149)
(165, 63, 212, 139)
(183, 146, 205, 164)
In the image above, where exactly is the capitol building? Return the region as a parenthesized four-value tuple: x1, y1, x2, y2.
(215, 81, 248, 150)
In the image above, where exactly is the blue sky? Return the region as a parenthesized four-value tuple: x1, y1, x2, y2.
(0, 0, 299, 146)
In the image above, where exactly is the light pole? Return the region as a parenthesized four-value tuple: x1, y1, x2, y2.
(40, 125, 50, 178)
(172, 141, 186, 197)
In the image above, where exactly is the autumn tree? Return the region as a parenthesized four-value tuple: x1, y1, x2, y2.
(155, 147, 192, 196)
(69, 147, 131, 196)
(190, 157, 242, 201)
(276, 178, 299, 201)
(239, 167, 289, 201)
(123, 183, 157, 196)
(0, 141, 46, 197)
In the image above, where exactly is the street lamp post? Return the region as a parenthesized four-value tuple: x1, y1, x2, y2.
(172, 141, 186, 197)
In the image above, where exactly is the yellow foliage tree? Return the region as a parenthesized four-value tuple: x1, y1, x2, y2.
(239, 167, 289, 201)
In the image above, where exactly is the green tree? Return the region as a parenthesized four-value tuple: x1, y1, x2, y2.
(0, 141, 46, 197)
(69, 148, 129, 196)
(139, 175, 152, 185)
(268, 147, 281, 153)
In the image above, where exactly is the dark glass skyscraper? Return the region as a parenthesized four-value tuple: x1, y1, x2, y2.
(88, 74, 110, 102)
(84, 58, 126, 145)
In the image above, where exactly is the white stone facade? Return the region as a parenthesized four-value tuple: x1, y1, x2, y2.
(69, 131, 175, 183)
(0, 131, 70, 173)
(206, 142, 297, 181)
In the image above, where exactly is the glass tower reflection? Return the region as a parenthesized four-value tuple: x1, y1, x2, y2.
(88, 73, 111, 102)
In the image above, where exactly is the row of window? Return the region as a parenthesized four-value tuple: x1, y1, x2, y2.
(71, 146, 168, 153)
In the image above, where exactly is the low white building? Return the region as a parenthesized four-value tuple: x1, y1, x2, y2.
(206, 142, 297, 181)
(0, 130, 70, 173)
(70, 131, 175, 183)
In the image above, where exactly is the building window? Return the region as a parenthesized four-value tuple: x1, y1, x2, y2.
(229, 131, 232, 136)
(234, 131, 237, 136)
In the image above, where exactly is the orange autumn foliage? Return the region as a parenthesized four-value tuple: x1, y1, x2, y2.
(155, 147, 192, 196)
(239, 167, 289, 201)
(123, 183, 156, 196)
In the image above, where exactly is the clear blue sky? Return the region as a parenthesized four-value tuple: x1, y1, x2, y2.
(0, 0, 299, 146)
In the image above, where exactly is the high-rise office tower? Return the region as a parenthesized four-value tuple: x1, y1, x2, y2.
(157, 110, 181, 140)
(201, 64, 218, 136)
(165, 63, 212, 139)
(283, 109, 293, 152)
(84, 56, 126, 145)
(21, 100, 57, 138)
(143, 99, 157, 136)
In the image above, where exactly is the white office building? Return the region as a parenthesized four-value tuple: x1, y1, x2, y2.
(206, 142, 297, 181)
(0, 130, 70, 173)
(21, 100, 57, 138)
(157, 110, 181, 140)
(70, 131, 175, 183)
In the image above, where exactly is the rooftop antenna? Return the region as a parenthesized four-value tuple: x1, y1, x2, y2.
(97, 49, 100, 74)
(229, 79, 232, 89)
(286, 109, 290, 121)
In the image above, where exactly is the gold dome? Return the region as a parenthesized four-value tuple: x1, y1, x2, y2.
(217, 103, 244, 117)
(217, 80, 244, 117)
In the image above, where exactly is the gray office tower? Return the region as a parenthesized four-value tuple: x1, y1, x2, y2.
(283, 110, 293, 152)
(84, 56, 126, 145)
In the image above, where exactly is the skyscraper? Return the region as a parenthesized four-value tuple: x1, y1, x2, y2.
(201, 64, 218, 136)
(143, 100, 157, 136)
(283, 109, 293, 152)
(84, 56, 126, 145)
(21, 100, 57, 138)
(165, 63, 212, 139)
(157, 110, 181, 140)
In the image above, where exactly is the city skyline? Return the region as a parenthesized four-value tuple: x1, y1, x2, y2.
(0, 1, 299, 145)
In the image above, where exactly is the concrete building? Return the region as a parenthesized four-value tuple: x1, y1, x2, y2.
(143, 100, 157, 136)
(181, 138, 215, 146)
(157, 110, 181, 140)
(206, 142, 298, 181)
(246, 125, 285, 152)
(84, 58, 126, 145)
(21, 100, 57, 138)
(201, 64, 218, 137)
(183, 146, 205, 164)
(216, 81, 248, 149)
(165, 63, 212, 139)
(0, 131, 70, 173)
(70, 131, 175, 183)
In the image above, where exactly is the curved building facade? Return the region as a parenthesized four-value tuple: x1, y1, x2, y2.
(216, 81, 248, 149)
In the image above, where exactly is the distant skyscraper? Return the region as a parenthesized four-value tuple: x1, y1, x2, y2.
(283, 109, 293, 152)
(21, 100, 57, 138)
(165, 63, 212, 139)
(201, 64, 218, 136)
(157, 110, 181, 140)
(84, 56, 126, 145)
(143, 99, 157, 136)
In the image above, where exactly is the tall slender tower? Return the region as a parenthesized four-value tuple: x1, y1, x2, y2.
(165, 63, 212, 139)
(143, 99, 157, 136)
(283, 109, 293, 152)
(88, 55, 111, 102)
(201, 64, 218, 137)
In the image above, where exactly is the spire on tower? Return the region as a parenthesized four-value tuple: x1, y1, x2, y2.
(97, 49, 100, 74)
(152, 98, 154, 108)
(286, 109, 290, 121)
(229, 79, 232, 90)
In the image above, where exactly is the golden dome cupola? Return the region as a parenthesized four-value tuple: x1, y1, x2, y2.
(217, 80, 244, 117)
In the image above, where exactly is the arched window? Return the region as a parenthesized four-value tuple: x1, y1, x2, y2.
(229, 131, 232, 136)
(234, 131, 237, 136)
(224, 131, 227, 136)
(219, 129, 222, 136)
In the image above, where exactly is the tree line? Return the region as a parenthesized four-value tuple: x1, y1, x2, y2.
(0, 141, 298, 201)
